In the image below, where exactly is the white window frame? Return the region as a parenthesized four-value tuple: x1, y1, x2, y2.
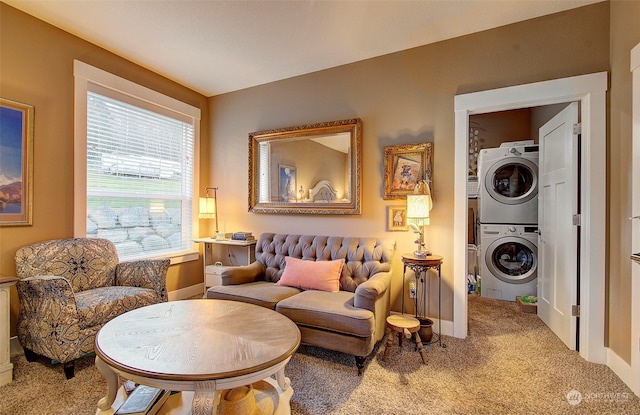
(73, 60, 200, 264)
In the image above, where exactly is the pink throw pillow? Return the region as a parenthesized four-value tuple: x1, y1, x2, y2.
(276, 257, 345, 292)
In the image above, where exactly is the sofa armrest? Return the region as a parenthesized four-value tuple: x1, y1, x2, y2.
(116, 258, 170, 301)
(221, 261, 265, 285)
(354, 271, 392, 312)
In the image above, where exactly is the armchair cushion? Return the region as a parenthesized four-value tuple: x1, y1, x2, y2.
(75, 286, 159, 329)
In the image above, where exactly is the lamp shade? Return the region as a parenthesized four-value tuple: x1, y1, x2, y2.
(199, 196, 216, 219)
(406, 194, 430, 225)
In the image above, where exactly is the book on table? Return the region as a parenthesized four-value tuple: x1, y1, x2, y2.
(232, 231, 254, 241)
(232, 236, 256, 241)
(115, 384, 170, 415)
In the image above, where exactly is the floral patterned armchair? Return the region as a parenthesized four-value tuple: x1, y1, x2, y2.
(14, 238, 169, 379)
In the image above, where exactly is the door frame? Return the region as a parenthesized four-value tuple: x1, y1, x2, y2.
(628, 42, 640, 394)
(453, 72, 608, 364)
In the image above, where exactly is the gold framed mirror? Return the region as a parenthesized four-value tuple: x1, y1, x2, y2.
(248, 118, 362, 214)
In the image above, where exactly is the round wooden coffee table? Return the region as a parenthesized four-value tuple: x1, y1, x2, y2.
(95, 299, 301, 415)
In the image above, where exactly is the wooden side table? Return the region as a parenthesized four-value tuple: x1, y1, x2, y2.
(401, 254, 445, 348)
(194, 238, 256, 288)
(0, 276, 18, 386)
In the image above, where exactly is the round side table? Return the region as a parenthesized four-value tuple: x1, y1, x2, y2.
(401, 254, 445, 348)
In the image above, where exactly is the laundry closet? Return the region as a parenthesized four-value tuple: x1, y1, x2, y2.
(467, 104, 568, 302)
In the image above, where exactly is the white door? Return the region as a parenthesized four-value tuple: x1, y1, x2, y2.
(538, 102, 579, 350)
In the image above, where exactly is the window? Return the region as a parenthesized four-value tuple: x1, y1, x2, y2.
(259, 142, 270, 202)
(74, 61, 200, 262)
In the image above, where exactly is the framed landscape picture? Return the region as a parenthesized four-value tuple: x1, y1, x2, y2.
(383, 142, 433, 200)
(0, 98, 34, 226)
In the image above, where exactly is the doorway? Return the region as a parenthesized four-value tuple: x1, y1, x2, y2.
(453, 72, 608, 364)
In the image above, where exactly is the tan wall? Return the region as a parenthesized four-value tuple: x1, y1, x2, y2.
(0, 4, 209, 336)
(608, 0, 640, 363)
(207, 3, 610, 329)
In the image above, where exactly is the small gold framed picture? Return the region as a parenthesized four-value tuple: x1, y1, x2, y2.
(388, 206, 408, 231)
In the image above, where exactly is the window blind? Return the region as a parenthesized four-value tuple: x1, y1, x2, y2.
(86, 91, 194, 260)
(259, 142, 270, 202)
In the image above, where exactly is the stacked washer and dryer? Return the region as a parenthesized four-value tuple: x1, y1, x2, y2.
(477, 141, 539, 301)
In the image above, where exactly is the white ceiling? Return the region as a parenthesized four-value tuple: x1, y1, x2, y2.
(6, 0, 602, 97)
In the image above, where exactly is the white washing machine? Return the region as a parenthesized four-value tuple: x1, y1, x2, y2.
(478, 142, 539, 224)
(480, 223, 538, 301)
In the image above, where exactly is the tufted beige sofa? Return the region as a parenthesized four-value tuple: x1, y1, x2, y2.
(205, 233, 396, 374)
(14, 238, 169, 379)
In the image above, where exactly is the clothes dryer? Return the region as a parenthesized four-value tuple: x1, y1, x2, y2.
(478, 143, 539, 224)
(479, 223, 538, 301)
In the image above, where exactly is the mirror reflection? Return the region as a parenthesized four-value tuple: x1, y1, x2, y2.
(249, 119, 361, 214)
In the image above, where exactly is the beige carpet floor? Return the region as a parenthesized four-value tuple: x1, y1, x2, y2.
(1, 295, 639, 414)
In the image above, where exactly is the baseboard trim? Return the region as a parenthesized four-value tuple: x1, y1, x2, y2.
(168, 283, 205, 301)
(607, 347, 639, 397)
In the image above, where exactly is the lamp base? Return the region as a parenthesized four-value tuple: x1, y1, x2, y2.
(413, 250, 430, 259)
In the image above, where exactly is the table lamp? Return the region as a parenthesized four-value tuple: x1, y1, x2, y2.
(406, 180, 433, 258)
(199, 187, 222, 239)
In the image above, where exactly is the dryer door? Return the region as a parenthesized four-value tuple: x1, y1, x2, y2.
(484, 157, 538, 205)
(485, 236, 537, 284)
